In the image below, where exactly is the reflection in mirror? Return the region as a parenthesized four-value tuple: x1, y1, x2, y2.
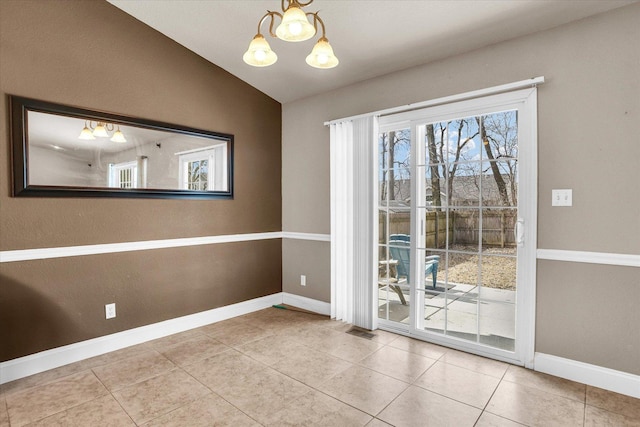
(11, 96, 233, 199)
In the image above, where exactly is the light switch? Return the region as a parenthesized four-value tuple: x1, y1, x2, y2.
(552, 189, 572, 207)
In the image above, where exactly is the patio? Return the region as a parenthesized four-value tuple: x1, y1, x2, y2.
(378, 281, 516, 351)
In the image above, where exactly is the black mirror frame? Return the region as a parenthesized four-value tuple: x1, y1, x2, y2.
(9, 95, 234, 199)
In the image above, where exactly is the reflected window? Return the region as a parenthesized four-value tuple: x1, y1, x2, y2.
(177, 144, 227, 191)
(109, 161, 138, 189)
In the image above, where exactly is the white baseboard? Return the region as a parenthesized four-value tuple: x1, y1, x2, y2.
(534, 352, 640, 399)
(0, 293, 283, 385)
(282, 292, 331, 316)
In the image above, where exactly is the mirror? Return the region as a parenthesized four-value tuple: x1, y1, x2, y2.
(10, 96, 233, 199)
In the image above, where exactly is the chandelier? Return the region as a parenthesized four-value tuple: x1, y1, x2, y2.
(243, 0, 338, 69)
(78, 120, 127, 143)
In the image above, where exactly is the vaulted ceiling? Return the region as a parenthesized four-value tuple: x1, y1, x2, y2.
(108, 0, 636, 103)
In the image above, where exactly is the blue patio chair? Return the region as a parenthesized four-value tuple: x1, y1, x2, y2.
(389, 239, 440, 289)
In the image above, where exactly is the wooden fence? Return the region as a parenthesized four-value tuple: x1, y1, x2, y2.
(382, 210, 516, 248)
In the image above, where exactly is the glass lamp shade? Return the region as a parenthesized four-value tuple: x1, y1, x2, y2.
(110, 128, 127, 143)
(243, 34, 278, 67)
(78, 125, 96, 140)
(306, 37, 339, 69)
(275, 6, 315, 42)
(92, 123, 109, 138)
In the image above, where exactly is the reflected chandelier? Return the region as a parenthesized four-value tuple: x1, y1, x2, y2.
(78, 121, 127, 143)
(243, 0, 338, 69)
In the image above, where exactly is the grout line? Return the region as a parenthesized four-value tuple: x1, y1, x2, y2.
(178, 363, 264, 426)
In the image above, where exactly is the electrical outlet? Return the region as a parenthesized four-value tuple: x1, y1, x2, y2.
(105, 303, 116, 319)
(300, 275, 306, 286)
(552, 189, 572, 206)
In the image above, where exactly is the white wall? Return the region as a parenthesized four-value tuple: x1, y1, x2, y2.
(29, 146, 99, 187)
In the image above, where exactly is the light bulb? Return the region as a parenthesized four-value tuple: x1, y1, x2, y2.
(243, 34, 277, 67)
(93, 123, 109, 138)
(110, 127, 127, 143)
(78, 125, 96, 140)
(275, 6, 315, 42)
(254, 49, 266, 62)
(305, 37, 339, 69)
(288, 21, 302, 36)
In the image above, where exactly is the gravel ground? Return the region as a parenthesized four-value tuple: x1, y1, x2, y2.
(444, 245, 517, 290)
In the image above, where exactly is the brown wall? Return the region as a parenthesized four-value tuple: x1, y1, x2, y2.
(0, 0, 282, 361)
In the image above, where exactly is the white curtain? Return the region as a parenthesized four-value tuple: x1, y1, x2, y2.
(330, 116, 377, 329)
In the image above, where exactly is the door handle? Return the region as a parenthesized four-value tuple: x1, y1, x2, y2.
(514, 218, 525, 247)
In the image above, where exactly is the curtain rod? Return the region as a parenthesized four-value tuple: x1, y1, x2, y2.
(324, 76, 544, 126)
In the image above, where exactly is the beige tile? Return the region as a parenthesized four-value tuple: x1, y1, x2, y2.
(113, 369, 210, 425)
(210, 367, 312, 423)
(141, 393, 259, 426)
(236, 335, 306, 366)
(317, 365, 408, 416)
(92, 350, 175, 391)
(6, 370, 107, 427)
(388, 335, 448, 360)
(286, 324, 346, 346)
(475, 411, 526, 426)
(202, 321, 273, 347)
(283, 310, 334, 327)
(324, 334, 385, 363)
(158, 335, 229, 367)
(486, 380, 585, 426)
(415, 361, 501, 408)
(238, 307, 288, 322)
(146, 329, 205, 350)
(585, 405, 640, 427)
(196, 316, 252, 336)
(272, 344, 353, 387)
(441, 349, 508, 378)
(82, 343, 153, 369)
(265, 390, 372, 426)
(359, 345, 436, 383)
(183, 349, 267, 390)
(366, 418, 393, 427)
(320, 320, 354, 332)
(504, 365, 586, 402)
(0, 361, 89, 396)
(24, 395, 135, 426)
(0, 396, 8, 427)
(270, 319, 325, 338)
(586, 386, 640, 420)
(368, 329, 400, 345)
(378, 385, 482, 426)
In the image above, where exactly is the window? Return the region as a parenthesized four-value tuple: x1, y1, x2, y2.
(177, 144, 227, 191)
(108, 161, 138, 189)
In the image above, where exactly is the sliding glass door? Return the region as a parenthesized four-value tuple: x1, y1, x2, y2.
(377, 89, 537, 366)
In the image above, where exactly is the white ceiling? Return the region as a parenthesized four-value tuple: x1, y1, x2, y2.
(107, 0, 635, 104)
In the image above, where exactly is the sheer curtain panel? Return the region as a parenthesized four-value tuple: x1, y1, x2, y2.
(330, 116, 377, 329)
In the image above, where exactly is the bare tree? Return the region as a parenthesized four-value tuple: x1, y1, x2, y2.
(482, 112, 518, 205)
(379, 130, 411, 203)
(477, 116, 510, 206)
(426, 124, 442, 210)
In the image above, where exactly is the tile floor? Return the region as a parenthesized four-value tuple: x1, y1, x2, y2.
(1, 307, 638, 426)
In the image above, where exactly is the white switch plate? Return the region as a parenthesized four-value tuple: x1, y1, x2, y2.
(552, 189, 572, 206)
(300, 275, 306, 286)
(105, 303, 116, 319)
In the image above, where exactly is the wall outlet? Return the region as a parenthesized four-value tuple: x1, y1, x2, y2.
(552, 189, 572, 206)
(300, 275, 306, 286)
(105, 303, 116, 319)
